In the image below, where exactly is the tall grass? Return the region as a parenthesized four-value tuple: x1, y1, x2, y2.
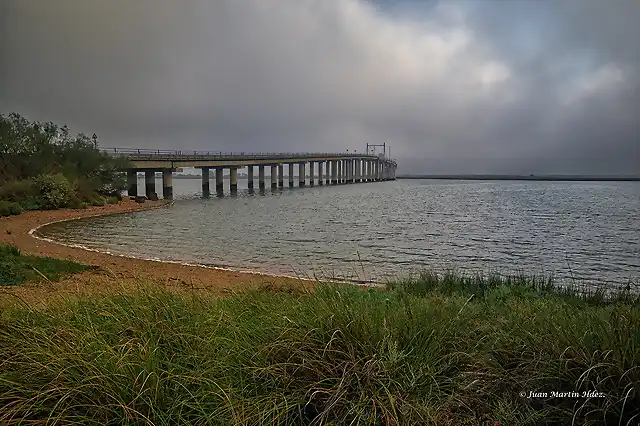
(0, 274, 638, 425)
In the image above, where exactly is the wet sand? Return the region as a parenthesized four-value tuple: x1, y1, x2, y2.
(0, 199, 311, 307)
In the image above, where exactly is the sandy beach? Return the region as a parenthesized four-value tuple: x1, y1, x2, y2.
(0, 199, 309, 306)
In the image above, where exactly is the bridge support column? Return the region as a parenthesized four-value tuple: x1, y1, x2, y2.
(351, 160, 355, 183)
(338, 161, 343, 184)
(299, 163, 306, 187)
(201, 168, 210, 196)
(162, 169, 173, 199)
(278, 164, 284, 187)
(331, 160, 338, 185)
(318, 161, 323, 185)
(127, 170, 137, 196)
(247, 166, 254, 189)
(355, 160, 361, 183)
(271, 165, 278, 189)
(326, 162, 331, 185)
(230, 168, 238, 193)
(259, 166, 265, 190)
(348, 160, 353, 183)
(215, 168, 223, 194)
(145, 170, 157, 198)
(288, 164, 294, 188)
(309, 162, 315, 186)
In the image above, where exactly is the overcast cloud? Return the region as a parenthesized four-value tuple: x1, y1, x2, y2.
(1, 0, 638, 174)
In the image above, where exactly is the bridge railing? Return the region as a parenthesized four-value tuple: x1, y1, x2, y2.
(101, 147, 396, 165)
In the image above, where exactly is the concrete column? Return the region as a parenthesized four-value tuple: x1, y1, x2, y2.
(378, 161, 382, 180)
(247, 166, 254, 189)
(201, 168, 210, 196)
(215, 167, 224, 194)
(309, 162, 315, 186)
(259, 165, 266, 190)
(278, 164, 284, 187)
(350, 160, 355, 183)
(331, 160, 338, 184)
(326, 162, 331, 185)
(366, 161, 371, 182)
(318, 161, 323, 185)
(338, 160, 342, 184)
(127, 170, 137, 196)
(288, 163, 294, 188)
(162, 169, 173, 199)
(230, 168, 238, 193)
(355, 159, 361, 183)
(299, 162, 306, 187)
(348, 160, 353, 183)
(271, 165, 278, 189)
(146, 170, 158, 198)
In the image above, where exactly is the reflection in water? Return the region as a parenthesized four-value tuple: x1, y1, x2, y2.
(41, 179, 640, 288)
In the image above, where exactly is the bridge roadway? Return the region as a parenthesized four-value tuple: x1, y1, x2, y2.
(102, 148, 397, 199)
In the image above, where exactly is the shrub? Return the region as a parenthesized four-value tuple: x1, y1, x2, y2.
(8, 203, 23, 215)
(33, 173, 76, 209)
(0, 180, 38, 203)
(18, 197, 42, 211)
(88, 197, 106, 206)
(0, 201, 11, 217)
(106, 196, 119, 204)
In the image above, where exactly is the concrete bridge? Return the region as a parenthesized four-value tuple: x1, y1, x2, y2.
(102, 148, 397, 199)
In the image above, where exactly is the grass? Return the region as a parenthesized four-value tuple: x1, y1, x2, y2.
(0, 273, 638, 425)
(0, 244, 92, 286)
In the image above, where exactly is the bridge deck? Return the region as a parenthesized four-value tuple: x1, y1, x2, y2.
(102, 148, 396, 166)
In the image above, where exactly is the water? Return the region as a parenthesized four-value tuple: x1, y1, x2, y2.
(40, 178, 640, 287)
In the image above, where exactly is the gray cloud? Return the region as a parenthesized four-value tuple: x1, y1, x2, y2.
(1, 0, 638, 174)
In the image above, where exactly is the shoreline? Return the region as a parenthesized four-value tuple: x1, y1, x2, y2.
(0, 199, 313, 304)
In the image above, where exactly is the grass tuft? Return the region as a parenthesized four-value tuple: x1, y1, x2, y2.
(0, 244, 92, 286)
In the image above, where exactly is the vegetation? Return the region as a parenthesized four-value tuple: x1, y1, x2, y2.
(1, 272, 637, 425)
(0, 112, 128, 216)
(0, 244, 92, 286)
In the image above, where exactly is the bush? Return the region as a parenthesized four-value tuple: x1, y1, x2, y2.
(0, 180, 38, 203)
(88, 197, 105, 207)
(106, 196, 119, 204)
(18, 197, 42, 211)
(0, 201, 11, 217)
(0, 201, 21, 217)
(33, 173, 76, 209)
(8, 203, 23, 215)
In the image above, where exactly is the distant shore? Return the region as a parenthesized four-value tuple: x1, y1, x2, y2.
(397, 175, 640, 182)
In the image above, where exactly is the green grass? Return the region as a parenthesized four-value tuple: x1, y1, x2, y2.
(0, 244, 92, 286)
(0, 274, 638, 425)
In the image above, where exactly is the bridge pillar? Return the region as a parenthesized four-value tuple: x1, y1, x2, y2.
(326, 162, 331, 185)
(318, 161, 323, 185)
(215, 168, 224, 194)
(299, 163, 306, 187)
(288, 164, 294, 188)
(309, 162, 315, 186)
(145, 170, 157, 198)
(351, 160, 355, 183)
(162, 169, 173, 199)
(247, 166, 254, 189)
(259, 166, 266, 190)
(348, 160, 353, 183)
(331, 160, 338, 185)
(127, 170, 137, 196)
(200, 168, 210, 197)
(271, 165, 278, 189)
(230, 168, 238, 193)
(355, 159, 361, 183)
(338, 160, 343, 184)
(278, 164, 284, 187)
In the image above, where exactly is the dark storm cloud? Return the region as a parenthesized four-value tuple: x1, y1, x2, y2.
(1, 0, 638, 174)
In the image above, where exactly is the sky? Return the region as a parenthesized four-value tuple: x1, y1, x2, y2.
(1, 0, 638, 175)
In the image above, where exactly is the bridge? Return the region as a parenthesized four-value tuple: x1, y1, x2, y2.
(102, 148, 397, 199)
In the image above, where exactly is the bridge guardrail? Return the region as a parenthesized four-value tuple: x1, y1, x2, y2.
(100, 148, 396, 166)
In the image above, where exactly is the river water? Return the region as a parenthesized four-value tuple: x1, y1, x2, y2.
(40, 178, 639, 288)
